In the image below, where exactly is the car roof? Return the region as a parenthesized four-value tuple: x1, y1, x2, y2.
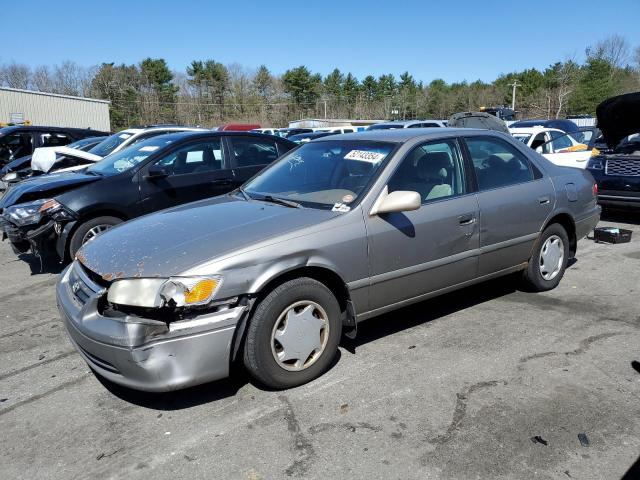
(136, 130, 294, 143)
(314, 127, 488, 143)
(509, 127, 564, 134)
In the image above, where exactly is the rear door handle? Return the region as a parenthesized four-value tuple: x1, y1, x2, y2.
(538, 196, 550, 204)
(458, 214, 476, 226)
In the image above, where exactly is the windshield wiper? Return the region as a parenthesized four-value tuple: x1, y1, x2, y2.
(235, 187, 251, 201)
(261, 195, 303, 209)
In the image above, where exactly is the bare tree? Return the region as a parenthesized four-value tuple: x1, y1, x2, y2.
(32, 65, 53, 92)
(586, 34, 630, 68)
(2, 62, 31, 89)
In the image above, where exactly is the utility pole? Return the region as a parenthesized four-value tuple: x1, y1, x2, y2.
(508, 80, 521, 111)
(323, 100, 327, 119)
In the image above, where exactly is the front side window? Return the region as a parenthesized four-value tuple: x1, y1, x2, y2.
(465, 136, 534, 191)
(388, 139, 466, 203)
(244, 140, 395, 209)
(229, 137, 278, 167)
(154, 140, 224, 175)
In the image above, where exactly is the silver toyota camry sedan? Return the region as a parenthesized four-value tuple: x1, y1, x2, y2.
(56, 128, 600, 391)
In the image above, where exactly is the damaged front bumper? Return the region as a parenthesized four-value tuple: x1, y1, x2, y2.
(57, 261, 249, 392)
(0, 214, 67, 259)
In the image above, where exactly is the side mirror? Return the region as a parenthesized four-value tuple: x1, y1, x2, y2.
(146, 164, 169, 179)
(535, 146, 543, 154)
(373, 190, 421, 215)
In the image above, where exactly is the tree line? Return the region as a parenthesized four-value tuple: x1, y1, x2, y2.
(1, 35, 639, 130)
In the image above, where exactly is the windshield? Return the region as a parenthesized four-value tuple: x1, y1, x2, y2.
(86, 136, 175, 176)
(88, 131, 134, 157)
(244, 140, 395, 210)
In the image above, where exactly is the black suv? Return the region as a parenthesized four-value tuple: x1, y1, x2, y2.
(0, 126, 111, 168)
(0, 131, 295, 262)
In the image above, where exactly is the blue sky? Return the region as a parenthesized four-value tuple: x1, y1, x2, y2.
(2, 0, 640, 83)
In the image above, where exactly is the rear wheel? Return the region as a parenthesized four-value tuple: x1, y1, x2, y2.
(68, 216, 122, 259)
(521, 223, 569, 292)
(243, 277, 342, 389)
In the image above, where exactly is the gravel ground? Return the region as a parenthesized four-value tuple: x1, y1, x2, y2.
(1, 210, 639, 480)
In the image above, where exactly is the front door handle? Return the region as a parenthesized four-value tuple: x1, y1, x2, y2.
(211, 178, 232, 186)
(538, 196, 550, 204)
(458, 214, 476, 226)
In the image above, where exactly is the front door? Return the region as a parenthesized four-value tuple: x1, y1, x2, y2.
(139, 137, 234, 213)
(365, 138, 479, 312)
(463, 135, 555, 276)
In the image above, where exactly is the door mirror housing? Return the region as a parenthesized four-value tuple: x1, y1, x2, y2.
(146, 165, 169, 179)
(535, 146, 543, 154)
(371, 189, 421, 215)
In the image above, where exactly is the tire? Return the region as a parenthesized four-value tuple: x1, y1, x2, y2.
(68, 216, 122, 259)
(243, 277, 342, 389)
(521, 223, 570, 292)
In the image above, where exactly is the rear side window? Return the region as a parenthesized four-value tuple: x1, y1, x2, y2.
(465, 136, 534, 191)
(229, 136, 279, 167)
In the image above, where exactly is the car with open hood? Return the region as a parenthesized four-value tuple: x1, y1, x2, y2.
(0, 131, 295, 262)
(586, 91, 640, 209)
(56, 128, 600, 392)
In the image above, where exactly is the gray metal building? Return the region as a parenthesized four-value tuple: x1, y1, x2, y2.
(0, 87, 110, 131)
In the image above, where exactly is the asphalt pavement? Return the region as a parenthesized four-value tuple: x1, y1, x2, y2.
(1, 211, 639, 480)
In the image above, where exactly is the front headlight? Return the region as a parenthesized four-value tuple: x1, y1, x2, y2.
(5, 198, 62, 226)
(107, 275, 223, 309)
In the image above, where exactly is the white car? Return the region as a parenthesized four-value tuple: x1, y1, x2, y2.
(31, 125, 208, 174)
(311, 126, 357, 134)
(510, 127, 590, 168)
(250, 128, 279, 136)
(367, 120, 447, 130)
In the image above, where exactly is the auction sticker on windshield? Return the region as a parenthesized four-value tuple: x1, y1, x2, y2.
(344, 150, 387, 163)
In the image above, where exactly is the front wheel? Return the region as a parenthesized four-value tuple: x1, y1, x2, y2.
(243, 277, 342, 389)
(521, 223, 570, 292)
(68, 216, 122, 259)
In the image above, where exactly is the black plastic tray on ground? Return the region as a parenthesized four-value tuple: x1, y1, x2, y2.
(593, 227, 633, 244)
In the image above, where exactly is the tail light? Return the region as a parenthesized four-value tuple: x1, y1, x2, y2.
(593, 183, 598, 196)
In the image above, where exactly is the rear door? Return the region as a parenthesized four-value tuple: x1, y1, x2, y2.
(138, 136, 234, 213)
(462, 135, 554, 276)
(226, 135, 283, 187)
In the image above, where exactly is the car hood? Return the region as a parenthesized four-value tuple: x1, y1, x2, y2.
(0, 172, 100, 210)
(596, 92, 640, 149)
(77, 195, 340, 280)
(447, 111, 510, 134)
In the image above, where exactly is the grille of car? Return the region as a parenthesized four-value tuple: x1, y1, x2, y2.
(605, 158, 640, 176)
(68, 262, 105, 306)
